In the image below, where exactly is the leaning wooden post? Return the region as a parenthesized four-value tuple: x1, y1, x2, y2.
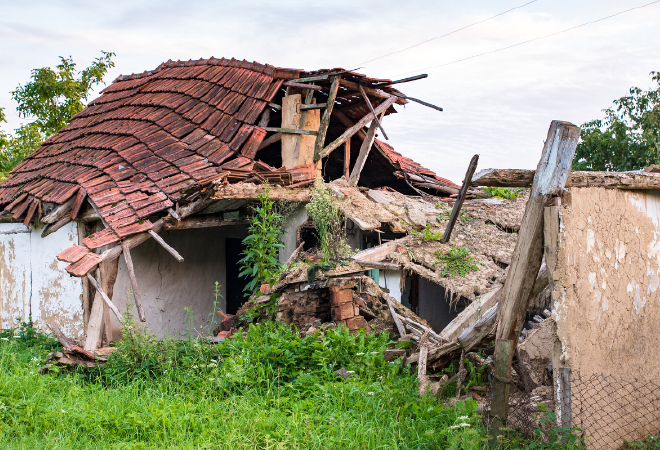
(442, 155, 479, 243)
(489, 121, 579, 446)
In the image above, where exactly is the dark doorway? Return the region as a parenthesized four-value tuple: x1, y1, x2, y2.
(225, 238, 250, 314)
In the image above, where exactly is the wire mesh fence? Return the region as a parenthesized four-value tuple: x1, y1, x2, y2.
(483, 368, 660, 449)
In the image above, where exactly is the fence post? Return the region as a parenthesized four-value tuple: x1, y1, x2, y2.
(559, 367, 572, 428)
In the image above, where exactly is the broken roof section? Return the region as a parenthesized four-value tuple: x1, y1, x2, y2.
(0, 57, 455, 278)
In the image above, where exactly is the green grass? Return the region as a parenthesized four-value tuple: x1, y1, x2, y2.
(0, 321, 487, 450)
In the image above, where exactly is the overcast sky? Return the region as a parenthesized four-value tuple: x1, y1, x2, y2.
(1, 0, 659, 183)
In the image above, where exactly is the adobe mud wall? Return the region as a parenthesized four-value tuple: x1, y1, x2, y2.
(553, 187, 660, 447)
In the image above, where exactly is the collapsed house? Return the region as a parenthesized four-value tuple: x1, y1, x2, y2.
(1, 57, 658, 448)
(0, 57, 472, 347)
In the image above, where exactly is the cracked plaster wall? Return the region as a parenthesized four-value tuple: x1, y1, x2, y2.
(0, 222, 83, 338)
(553, 188, 660, 446)
(110, 225, 247, 339)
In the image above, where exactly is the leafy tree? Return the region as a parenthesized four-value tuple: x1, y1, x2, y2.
(573, 71, 660, 172)
(0, 51, 115, 179)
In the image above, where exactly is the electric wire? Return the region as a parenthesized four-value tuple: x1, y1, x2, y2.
(353, 0, 540, 67)
(393, 0, 660, 76)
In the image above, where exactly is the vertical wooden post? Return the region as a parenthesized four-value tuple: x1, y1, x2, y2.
(490, 339, 513, 446)
(489, 121, 579, 445)
(442, 155, 479, 243)
(313, 76, 340, 162)
(344, 138, 351, 180)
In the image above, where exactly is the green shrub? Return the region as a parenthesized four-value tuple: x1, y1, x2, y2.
(306, 179, 351, 262)
(238, 186, 284, 295)
(433, 244, 484, 277)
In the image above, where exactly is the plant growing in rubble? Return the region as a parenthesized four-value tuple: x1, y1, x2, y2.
(482, 186, 525, 199)
(433, 244, 484, 277)
(239, 186, 284, 296)
(411, 223, 443, 241)
(305, 179, 351, 262)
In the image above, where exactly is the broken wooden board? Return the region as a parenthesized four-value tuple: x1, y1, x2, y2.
(472, 168, 660, 190)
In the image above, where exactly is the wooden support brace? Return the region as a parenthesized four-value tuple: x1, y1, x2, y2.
(283, 81, 321, 90)
(267, 102, 281, 111)
(348, 112, 384, 186)
(86, 273, 123, 322)
(385, 296, 406, 337)
(264, 127, 317, 136)
(318, 95, 397, 161)
(358, 84, 388, 140)
(442, 154, 479, 243)
(258, 132, 282, 151)
(490, 120, 579, 440)
(121, 242, 147, 322)
(148, 230, 184, 262)
(300, 103, 326, 111)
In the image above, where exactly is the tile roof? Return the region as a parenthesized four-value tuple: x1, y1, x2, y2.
(0, 57, 453, 270)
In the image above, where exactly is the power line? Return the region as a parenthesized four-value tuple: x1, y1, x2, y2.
(393, 0, 660, 76)
(352, 0, 540, 67)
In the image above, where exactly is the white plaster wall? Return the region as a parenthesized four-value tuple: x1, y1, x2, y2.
(110, 225, 248, 339)
(378, 269, 402, 303)
(279, 205, 308, 263)
(0, 222, 83, 338)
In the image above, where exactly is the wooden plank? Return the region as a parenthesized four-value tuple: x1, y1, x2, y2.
(41, 215, 72, 238)
(318, 95, 397, 161)
(390, 92, 443, 112)
(491, 120, 579, 436)
(148, 230, 184, 262)
(472, 168, 660, 189)
(282, 81, 321, 90)
(348, 114, 382, 186)
(42, 196, 76, 223)
(354, 259, 400, 271)
(267, 102, 281, 111)
(352, 237, 406, 262)
(358, 84, 388, 140)
(544, 206, 560, 294)
(86, 273, 123, 322)
(344, 138, 350, 180)
(313, 75, 340, 162)
(339, 78, 406, 105)
(559, 367, 572, 428)
(264, 127, 317, 136)
(258, 106, 270, 128)
(121, 242, 147, 322)
(300, 103, 327, 111)
(164, 216, 248, 230)
(374, 74, 428, 86)
(289, 74, 329, 83)
(84, 271, 104, 352)
(442, 155, 479, 243)
(257, 132, 282, 150)
(418, 330, 430, 381)
(385, 295, 406, 337)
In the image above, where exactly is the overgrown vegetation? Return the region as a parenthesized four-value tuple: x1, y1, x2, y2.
(433, 244, 484, 277)
(573, 70, 660, 172)
(306, 179, 352, 262)
(0, 52, 115, 179)
(0, 319, 493, 449)
(238, 186, 285, 295)
(482, 187, 525, 199)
